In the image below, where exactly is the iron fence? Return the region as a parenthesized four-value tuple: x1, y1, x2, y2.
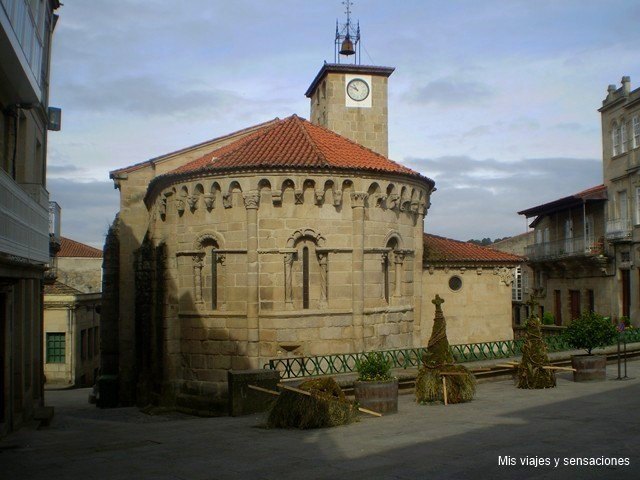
(266, 335, 577, 379)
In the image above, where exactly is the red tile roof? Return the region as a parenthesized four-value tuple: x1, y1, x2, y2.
(58, 237, 103, 258)
(149, 115, 434, 195)
(111, 118, 280, 175)
(44, 281, 82, 296)
(518, 184, 606, 217)
(423, 234, 523, 264)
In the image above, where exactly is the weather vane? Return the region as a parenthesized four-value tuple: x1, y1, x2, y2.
(335, 0, 361, 64)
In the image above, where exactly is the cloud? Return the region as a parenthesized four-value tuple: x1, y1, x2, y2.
(58, 75, 244, 117)
(47, 178, 120, 248)
(462, 125, 492, 138)
(408, 155, 602, 240)
(403, 78, 493, 107)
(48, 164, 82, 176)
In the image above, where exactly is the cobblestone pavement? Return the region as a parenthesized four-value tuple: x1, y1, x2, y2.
(1, 361, 639, 480)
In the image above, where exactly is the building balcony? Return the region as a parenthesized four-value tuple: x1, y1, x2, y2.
(605, 218, 632, 241)
(0, 168, 50, 264)
(525, 235, 604, 262)
(0, 0, 46, 103)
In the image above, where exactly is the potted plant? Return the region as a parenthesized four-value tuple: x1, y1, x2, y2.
(354, 352, 398, 414)
(563, 311, 617, 381)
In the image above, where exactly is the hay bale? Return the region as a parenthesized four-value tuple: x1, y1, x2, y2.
(415, 364, 476, 404)
(416, 295, 476, 405)
(267, 377, 359, 429)
(517, 315, 556, 389)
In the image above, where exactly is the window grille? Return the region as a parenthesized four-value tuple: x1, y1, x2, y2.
(46, 332, 65, 363)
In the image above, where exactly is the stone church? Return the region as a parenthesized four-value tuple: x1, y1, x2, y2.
(102, 43, 519, 410)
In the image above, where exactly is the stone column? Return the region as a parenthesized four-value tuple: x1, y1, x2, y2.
(317, 251, 328, 307)
(284, 252, 295, 308)
(351, 192, 368, 350)
(193, 254, 204, 304)
(243, 191, 260, 367)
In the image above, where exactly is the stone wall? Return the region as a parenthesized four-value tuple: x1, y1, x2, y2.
(421, 266, 514, 344)
(57, 257, 102, 293)
(44, 293, 101, 386)
(139, 169, 429, 406)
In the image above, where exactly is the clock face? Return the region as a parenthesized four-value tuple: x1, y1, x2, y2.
(346, 78, 370, 102)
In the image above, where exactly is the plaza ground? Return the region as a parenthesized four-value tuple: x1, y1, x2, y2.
(1, 361, 639, 480)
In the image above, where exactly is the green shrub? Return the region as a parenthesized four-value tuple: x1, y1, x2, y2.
(541, 312, 555, 326)
(563, 311, 617, 355)
(356, 352, 392, 381)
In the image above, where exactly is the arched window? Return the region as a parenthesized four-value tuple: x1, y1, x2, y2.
(302, 246, 310, 309)
(383, 253, 390, 303)
(384, 237, 403, 302)
(211, 247, 219, 310)
(193, 233, 224, 311)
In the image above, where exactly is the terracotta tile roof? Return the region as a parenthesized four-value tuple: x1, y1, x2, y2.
(44, 281, 82, 296)
(111, 118, 280, 175)
(58, 237, 103, 258)
(152, 115, 433, 191)
(423, 233, 523, 264)
(518, 184, 606, 217)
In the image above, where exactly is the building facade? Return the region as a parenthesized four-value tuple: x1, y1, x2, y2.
(43, 282, 100, 387)
(56, 237, 103, 293)
(0, 0, 60, 436)
(485, 233, 533, 325)
(518, 186, 610, 324)
(518, 76, 640, 326)
(423, 234, 521, 343)
(103, 56, 519, 412)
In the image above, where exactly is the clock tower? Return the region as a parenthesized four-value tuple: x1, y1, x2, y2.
(305, 3, 394, 157)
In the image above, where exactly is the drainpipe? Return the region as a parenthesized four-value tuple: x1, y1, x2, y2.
(583, 201, 587, 252)
(67, 306, 74, 386)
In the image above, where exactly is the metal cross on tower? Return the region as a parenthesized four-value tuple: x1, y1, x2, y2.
(335, 0, 361, 64)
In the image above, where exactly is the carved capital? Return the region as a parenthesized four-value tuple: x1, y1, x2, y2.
(187, 195, 198, 211)
(333, 189, 342, 207)
(494, 266, 514, 286)
(350, 192, 368, 208)
(243, 191, 260, 210)
(394, 251, 405, 265)
(294, 190, 304, 205)
(222, 193, 232, 209)
(386, 194, 400, 210)
(175, 198, 185, 214)
(314, 189, 324, 205)
(203, 193, 215, 210)
(272, 191, 282, 205)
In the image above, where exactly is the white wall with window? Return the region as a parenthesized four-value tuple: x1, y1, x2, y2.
(618, 190, 628, 220)
(636, 187, 640, 225)
(612, 122, 621, 156)
(512, 266, 523, 302)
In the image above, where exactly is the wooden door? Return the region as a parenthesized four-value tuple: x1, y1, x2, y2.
(554, 290, 562, 325)
(622, 269, 631, 318)
(570, 290, 581, 321)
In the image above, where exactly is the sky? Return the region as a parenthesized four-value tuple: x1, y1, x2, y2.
(46, 0, 640, 248)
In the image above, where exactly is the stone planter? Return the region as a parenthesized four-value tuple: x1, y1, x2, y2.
(571, 354, 607, 382)
(354, 378, 398, 414)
